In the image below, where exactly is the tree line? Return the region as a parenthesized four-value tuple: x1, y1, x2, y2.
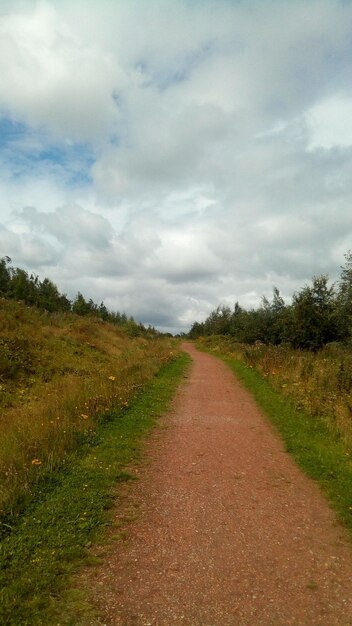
(0, 256, 157, 336)
(189, 252, 352, 351)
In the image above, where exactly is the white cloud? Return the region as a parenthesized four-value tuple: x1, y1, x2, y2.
(306, 94, 352, 150)
(0, 2, 120, 141)
(1, 0, 352, 332)
(19, 205, 113, 249)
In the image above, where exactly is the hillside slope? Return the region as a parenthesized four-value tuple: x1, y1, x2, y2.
(0, 299, 177, 520)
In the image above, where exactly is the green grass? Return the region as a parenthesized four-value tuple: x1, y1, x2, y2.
(207, 349, 352, 535)
(0, 352, 190, 626)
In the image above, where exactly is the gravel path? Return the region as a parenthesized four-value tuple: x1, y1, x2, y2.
(88, 343, 352, 625)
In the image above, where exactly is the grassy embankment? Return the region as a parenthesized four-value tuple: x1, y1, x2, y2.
(0, 299, 190, 624)
(0, 299, 179, 521)
(198, 335, 352, 533)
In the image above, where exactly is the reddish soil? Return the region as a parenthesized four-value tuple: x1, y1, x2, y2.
(87, 343, 352, 625)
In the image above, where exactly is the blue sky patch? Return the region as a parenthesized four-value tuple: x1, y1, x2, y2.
(0, 116, 95, 186)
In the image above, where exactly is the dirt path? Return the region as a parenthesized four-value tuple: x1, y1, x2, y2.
(87, 343, 352, 625)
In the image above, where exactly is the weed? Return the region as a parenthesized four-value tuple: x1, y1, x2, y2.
(0, 299, 179, 522)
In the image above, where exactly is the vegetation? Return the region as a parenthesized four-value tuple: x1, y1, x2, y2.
(189, 252, 352, 351)
(0, 352, 190, 626)
(0, 256, 155, 336)
(0, 298, 178, 525)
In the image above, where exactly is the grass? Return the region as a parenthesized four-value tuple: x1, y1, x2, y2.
(0, 351, 190, 626)
(198, 340, 352, 536)
(0, 299, 178, 520)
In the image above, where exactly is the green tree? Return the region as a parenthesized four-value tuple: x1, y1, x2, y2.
(336, 251, 352, 342)
(98, 301, 109, 321)
(72, 292, 92, 316)
(0, 257, 11, 296)
(289, 275, 338, 350)
(9, 268, 38, 305)
(260, 287, 288, 345)
(188, 321, 205, 339)
(37, 278, 71, 312)
(203, 305, 232, 335)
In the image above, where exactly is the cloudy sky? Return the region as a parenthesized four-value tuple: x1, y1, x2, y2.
(1, 0, 352, 332)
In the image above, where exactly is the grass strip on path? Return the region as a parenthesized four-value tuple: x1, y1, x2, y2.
(207, 349, 352, 536)
(0, 352, 190, 626)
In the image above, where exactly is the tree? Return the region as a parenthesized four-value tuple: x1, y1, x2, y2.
(98, 301, 109, 321)
(37, 278, 70, 312)
(188, 321, 205, 339)
(259, 287, 288, 345)
(72, 292, 92, 316)
(289, 276, 338, 350)
(203, 305, 232, 335)
(8, 268, 38, 305)
(336, 251, 352, 342)
(0, 256, 11, 295)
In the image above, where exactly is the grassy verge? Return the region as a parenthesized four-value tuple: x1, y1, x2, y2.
(0, 299, 177, 520)
(202, 346, 352, 535)
(0, 352, 190, 626)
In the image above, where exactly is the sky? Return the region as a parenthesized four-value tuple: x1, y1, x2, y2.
(1, 0, 352, 333)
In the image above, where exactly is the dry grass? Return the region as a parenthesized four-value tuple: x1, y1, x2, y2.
(198, 336, 352, 445)
(0, 299, 178, 517)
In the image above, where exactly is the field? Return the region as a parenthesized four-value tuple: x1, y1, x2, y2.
(0, 299, 178, 524)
